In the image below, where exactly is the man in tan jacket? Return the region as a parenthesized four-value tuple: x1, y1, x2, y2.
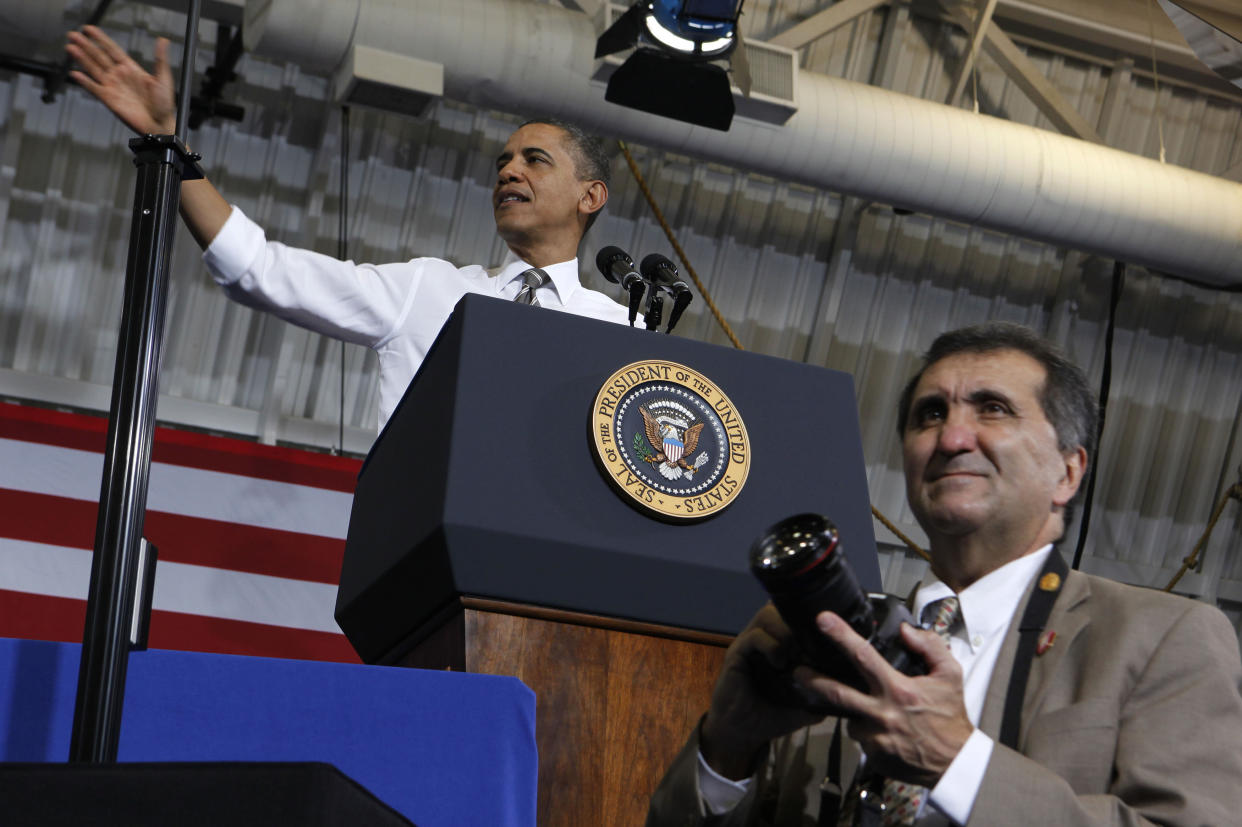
(648, 322, 1242, 826)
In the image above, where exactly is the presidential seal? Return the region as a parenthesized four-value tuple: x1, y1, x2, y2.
(591, 359, 750, 520)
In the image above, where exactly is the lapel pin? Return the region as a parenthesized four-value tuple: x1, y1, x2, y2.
(1039, 572, 1061, 591)
(1036, 630, 1056, 655)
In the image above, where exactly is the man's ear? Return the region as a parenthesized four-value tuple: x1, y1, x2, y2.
(579, 180, 607, 218)
(1053, 445, 1089, 507)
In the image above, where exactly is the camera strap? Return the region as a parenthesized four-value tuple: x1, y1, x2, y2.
(817, 719, 844, 826)
(819, 730, 888, 827)
(999, 547, 1068, 750)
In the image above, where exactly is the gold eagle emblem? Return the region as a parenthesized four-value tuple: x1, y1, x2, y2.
(640, 406, 705, 479)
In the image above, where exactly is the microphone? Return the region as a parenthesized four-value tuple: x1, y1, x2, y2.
(666, 286, 693, 334)
(640, 253, 693, 334)
(596, 246, 645, 326)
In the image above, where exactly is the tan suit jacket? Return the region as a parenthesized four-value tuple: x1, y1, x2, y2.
(647, 570, 1242, 826)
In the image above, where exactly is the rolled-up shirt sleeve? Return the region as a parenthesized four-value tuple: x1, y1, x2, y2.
(202, 206, 419, 348)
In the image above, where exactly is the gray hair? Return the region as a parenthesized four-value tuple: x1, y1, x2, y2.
(896, 321, 1098, 521)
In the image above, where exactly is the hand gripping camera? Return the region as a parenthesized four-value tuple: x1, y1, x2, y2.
(749, 513, 926, 710)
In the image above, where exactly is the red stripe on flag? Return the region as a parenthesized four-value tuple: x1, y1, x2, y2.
(0, 488, 96, 551)
(0, 589, 87, 642)
(0, 404, 106, 453)
(143, 510, 345, 585)
(0, 589, 361, 664)
(0, 401, 363, 492)
(147, 610, 362, 663)
(0, 488, 345, 584)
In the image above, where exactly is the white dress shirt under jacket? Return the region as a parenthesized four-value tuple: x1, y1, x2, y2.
(698, 545, 1055, 825)
(202, 206, 633, 430)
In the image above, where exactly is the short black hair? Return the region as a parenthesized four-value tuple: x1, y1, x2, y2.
(896, 322, 1098, 517)
(520, 117, 611, 232)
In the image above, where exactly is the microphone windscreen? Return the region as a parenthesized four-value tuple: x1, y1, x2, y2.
(640, 253, 676, 281)
(596, 246, 631, 283)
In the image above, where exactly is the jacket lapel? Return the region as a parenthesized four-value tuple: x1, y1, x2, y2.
(978, 568, 1091, 747)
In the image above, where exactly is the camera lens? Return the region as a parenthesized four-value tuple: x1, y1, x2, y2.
(750, 513, 876, 690)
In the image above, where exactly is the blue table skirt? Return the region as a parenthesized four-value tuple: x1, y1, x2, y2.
(0, 638, 536, 826)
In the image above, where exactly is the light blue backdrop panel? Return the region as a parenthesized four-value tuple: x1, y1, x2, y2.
(0, 638, 537, 827)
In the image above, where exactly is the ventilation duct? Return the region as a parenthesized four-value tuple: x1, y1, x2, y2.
(13, 0, 1242, 286)
(332, 44, 443, 116)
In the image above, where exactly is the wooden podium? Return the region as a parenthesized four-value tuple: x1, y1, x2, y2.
(395, 598, 729, 826)
(337, 296, 879, 826)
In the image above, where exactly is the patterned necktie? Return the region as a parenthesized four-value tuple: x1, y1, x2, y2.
(513, 268, 548, 307)
(876, 596, 962, 826)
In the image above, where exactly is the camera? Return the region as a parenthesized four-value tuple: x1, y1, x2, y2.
(749, 513, 925, 710)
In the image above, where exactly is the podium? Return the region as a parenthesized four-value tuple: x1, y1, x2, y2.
(338, 295, 878, 825)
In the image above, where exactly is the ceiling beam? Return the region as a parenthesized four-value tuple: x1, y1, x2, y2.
(933, 1, 1103, 143)
(768, 0, 892, 51)
(559, 0, 603, 14)
(1165, 0, 1242, 43)
(1096, 57, 1134, 142)
(913, 0, 1240, 99)
(870, 0, 912, 87)
(947, 0, 999, 106)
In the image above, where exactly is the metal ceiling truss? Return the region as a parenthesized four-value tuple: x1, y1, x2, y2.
(764, 0, 1242, 147)
(945, 0, 998, 107)
(770, 0, 1109, 143)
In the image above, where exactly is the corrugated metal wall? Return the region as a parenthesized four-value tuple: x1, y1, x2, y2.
(0, 2, 1239, 631)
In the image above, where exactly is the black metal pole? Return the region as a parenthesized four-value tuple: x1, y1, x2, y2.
(68, 1, 203, 763)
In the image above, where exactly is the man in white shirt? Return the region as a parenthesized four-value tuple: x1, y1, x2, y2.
(648, 322, 1242, 826)
(66, 26, 633, 428)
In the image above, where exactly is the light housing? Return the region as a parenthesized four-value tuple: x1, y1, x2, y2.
(595, 0, 746, 131)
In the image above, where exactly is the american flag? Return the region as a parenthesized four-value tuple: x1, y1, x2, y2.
(0, 401, 362, 663)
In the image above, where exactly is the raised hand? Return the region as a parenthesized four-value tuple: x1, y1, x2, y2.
(65, 25, 176, 136)
(65, 25, 232, 248)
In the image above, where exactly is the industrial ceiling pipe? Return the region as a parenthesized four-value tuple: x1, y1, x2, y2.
(16, 0, 1242, 285)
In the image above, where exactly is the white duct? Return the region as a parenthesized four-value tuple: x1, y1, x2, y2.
(0, 0, 70, 57)
(22, 0, 1242, 285)
(240, 0, 1242, 287)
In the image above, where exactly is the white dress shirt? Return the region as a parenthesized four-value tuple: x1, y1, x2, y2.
(202, 206, 633, 430)
(698, 545, 1055, 825)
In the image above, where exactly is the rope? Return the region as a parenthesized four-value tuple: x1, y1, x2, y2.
(871, 505, 930, 561)
(1165, 483, 1242, 592)
(619, 139, 928, 561)
(1146, 0, 1167, 163)
(617, 141, 744, 350)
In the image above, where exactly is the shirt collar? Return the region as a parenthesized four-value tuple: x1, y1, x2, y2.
(495, 255, 581, 307)
(913, 544, 1054, 652)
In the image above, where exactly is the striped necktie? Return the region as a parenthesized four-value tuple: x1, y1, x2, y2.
(514, 268, 548, 307)
(876, 596, 962, 826)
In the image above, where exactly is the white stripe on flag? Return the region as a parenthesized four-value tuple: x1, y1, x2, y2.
(0, 537, 343, 634)
(0, 537, 88, 601)
(0, 438, 352, 539)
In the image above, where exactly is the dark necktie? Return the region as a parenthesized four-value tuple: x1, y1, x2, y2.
(514, 268, 548, 306)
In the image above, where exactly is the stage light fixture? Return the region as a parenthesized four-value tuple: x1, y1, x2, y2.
(596, 0, 749, 131)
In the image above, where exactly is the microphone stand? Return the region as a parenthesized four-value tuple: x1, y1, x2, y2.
(643, 284, 665, 331)
(68, 1, 205, 763)
(626, 279, 645, 325)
